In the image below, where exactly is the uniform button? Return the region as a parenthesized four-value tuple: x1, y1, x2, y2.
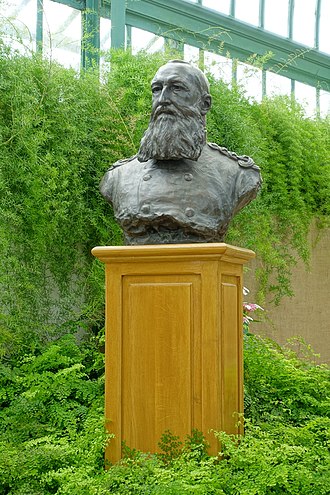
(141, 204, 150, 214)
(143, 174, 152, 181)
(184, 173, 193, 181)
(185, 207, 195, 217)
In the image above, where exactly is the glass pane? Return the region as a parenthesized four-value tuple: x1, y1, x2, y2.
(100, 17, 111, 53)
(2, 0, 37, 53)
(43, 0, 81, 70)
(235, 0, 260, 26)
(202, 0, 231, 15)
(184, 44, 200, 64)
(293, 0, 316, 47)
(319, 90, 330, 118)
(204, 51, 232, 85)
(264, 0, 288, 37)
(131, 27, 164, 54)
(267, 72, 291, 97)
(100, 17, 111, 78)
(295, 81, 316, 117)
(320, 0, 330, 54)
(237, 62, 262, 101)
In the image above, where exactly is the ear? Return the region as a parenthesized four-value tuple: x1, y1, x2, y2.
(200, 94, 212, 115)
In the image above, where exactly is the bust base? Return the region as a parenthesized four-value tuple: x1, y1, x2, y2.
(92, 243, 255, 464)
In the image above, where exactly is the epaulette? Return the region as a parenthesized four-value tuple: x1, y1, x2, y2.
(107, 155, 137, 171)
(207, 142, 260, 170)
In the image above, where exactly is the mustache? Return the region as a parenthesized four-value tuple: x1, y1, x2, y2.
(152, 102, 201, 120)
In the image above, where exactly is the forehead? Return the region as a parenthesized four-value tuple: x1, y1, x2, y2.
(152, 63, 199, 87)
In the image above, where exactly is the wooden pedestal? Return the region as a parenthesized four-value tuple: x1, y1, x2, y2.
(92, 243, 255, 463)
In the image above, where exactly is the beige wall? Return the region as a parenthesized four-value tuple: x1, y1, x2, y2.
(244, 225, 330, 364)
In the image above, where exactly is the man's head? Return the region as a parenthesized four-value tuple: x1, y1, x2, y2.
(137, 61, 212, 162)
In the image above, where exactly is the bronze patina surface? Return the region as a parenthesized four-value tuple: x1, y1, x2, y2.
(100, 60, 262, 245)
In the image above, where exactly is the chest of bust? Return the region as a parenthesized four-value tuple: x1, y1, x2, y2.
(113, 159, 236, 226)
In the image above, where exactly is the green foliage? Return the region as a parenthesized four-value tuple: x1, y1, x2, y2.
(214, 418, 330, 495)
(244, 336, 330, 426)
(0, 331, 108, 495)
(105, 417, 330, 494)
(0, 49, 121, 358)
(157, 430, 183, 464)
(207, 81, 330, 303)
(0, 323, 329, 494)
(103, 337, 330, 495)
(0, 45, 329, 360)
(0, 42, 329, 493)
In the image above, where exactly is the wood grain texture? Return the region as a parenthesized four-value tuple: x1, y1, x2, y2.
(92, 244, 254, 464)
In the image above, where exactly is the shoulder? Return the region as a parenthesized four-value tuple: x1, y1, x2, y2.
(204, 143, 262, 200)
(100, 155, 141, 202)
(107, 154, 138, 172)
(101, 155, 139, 184)
(206, 142, 260, 171)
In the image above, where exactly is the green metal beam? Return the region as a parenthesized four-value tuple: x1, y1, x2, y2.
(230, 0, 236, 18)
(52, 0, 81, 10)
(259, 0, 265, 29)
(315, 0, 321, 50)
(51, 0, 330, 91)
(316, 87, 320, 116)
(36, 0, 43, 53)
(81, 0, 100, 69)
(288, 0, 294, 40)
(110, 0, 126, 49)
(122, 0, 330, 91)
(127, 25, 132, 51)
(262, 70, 266, 97)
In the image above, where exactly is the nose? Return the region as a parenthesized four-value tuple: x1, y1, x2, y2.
(158, 86, 170, 105)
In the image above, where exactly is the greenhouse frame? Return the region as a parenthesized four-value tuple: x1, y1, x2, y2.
(3, 0, 330, 115)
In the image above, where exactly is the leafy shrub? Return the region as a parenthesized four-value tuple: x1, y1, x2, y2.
(0, 332, 107, 495)
(0, 331, 329, 494)
(244, 335, 330, 424)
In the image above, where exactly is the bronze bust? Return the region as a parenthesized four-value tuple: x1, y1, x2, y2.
(100, 60, 262, 245)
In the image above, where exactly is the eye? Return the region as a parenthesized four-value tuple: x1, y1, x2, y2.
(152, 85, 162, 94)
(170, 84, 185, 92)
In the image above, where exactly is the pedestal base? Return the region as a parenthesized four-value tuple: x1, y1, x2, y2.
(92, 243, 255, 463)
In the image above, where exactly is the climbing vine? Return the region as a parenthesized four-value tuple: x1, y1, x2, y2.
(0, 46, 329, 357)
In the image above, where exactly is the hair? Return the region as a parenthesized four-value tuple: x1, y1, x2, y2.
(157, 59, 210, 95)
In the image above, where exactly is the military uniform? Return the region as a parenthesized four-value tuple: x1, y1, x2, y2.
(100, 143, 261, 245)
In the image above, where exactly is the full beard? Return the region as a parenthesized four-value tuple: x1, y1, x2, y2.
(137, 105, 206, 162)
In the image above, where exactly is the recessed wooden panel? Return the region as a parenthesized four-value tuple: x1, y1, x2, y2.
(199, 261, 221, 453)
(121, 275, 201, 453)
(220, 275, 243, 434)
